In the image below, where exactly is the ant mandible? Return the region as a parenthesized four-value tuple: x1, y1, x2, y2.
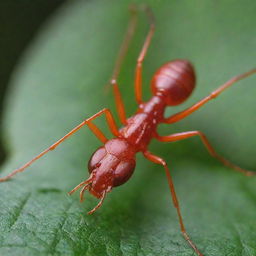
(0, 5, 255, 256)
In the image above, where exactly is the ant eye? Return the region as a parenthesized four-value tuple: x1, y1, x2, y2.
(88, 147, 107, 173)
(113, 159, 136, 187)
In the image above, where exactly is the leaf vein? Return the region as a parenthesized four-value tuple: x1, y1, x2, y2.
(8, 192, 31, 229)
(48, 201, 73, 254)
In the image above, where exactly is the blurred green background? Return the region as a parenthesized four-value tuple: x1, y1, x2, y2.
(0, 1, 65, 163)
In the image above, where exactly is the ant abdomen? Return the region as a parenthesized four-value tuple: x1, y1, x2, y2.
(151, 59, 196, 106)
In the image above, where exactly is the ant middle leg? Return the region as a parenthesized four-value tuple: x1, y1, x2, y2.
(155, 131, 255, 176)
(0, 108, 119, 182)
(143, 150, 204, 256)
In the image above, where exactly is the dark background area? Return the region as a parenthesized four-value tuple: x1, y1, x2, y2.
(0, 1, 66, 163)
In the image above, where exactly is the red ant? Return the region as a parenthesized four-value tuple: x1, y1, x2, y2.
(0, 5, 255, 256)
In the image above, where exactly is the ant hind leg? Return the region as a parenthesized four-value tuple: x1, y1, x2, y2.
(143, 150, 204, 256)
(163, 69, 256, 124)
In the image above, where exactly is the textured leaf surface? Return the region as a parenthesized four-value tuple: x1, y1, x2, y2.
(1, 0, 256, 255)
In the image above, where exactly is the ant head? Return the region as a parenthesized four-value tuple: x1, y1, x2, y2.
(88, 139, 136, 196)
(88, 146, 136, 198)
(69, 139, 136, 213)
(151, 59, 196, 106)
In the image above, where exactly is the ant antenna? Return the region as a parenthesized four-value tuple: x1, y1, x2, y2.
(80, 184, 91, 202)
(68, 177, 92, 195)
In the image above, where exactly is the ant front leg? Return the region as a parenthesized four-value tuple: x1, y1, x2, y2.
(135, 6, 155, 104)
(155, 131, 255, 176)
(0, 108, 119, 182)
(110, 5, 155, 123)
(143, 150, 204, 256)
(110, 6, 138, 125)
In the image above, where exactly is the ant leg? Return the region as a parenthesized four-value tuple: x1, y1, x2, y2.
(163, 69, 256, 124)
(87, 190, 107, 215)
(110, 5, 155, 121)
(0, 108, 119, 182)
(90, 108, 119, 137)
(110, 6, 138, 125)
(135, 6, 155, 104)
(155, 131, 255, 176)
(143, 151, 203, 256)
(111, 80, 127, 125)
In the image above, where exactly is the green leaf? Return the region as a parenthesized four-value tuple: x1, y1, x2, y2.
(1, 0, 256, 255)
